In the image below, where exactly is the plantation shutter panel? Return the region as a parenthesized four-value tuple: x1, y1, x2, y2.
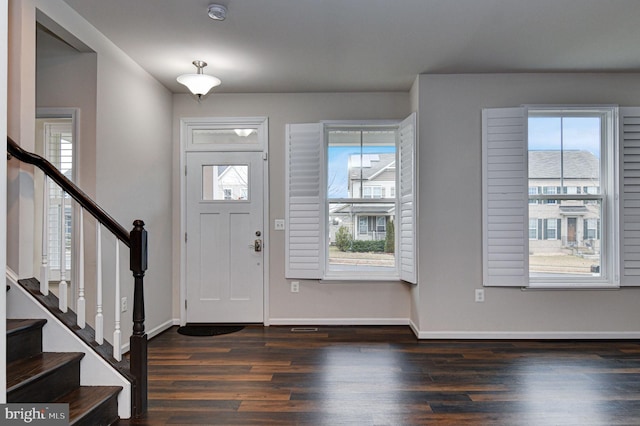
(557, 219, 561, 241)
(482, 107, 528, 287)
(285, 123, 325, 279)
(399, 113, 417, 284)
(619, 108, 640, 286)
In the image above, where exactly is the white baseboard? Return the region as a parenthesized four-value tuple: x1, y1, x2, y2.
(268, 318, 411, 326)
(6, 267, 18, 284)
(414, 331, 640, 339)
(120, 318, 178, 353)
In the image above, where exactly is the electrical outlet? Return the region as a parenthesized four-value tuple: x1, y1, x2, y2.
(121, 297, 128, 312)
(291, 281, 299, 293)
(475, 289, 485, 303)
(275, 219, 285, 230)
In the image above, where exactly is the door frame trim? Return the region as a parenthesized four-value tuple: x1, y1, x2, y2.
(179, 117, 269, 326)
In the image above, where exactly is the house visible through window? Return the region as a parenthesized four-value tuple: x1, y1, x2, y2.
(327, 127, 397, 275)
(527, 110, 607, 283)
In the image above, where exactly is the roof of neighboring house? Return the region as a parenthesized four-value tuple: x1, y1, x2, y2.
(528, 150, 599, 179)
(349, 153, 396, 181)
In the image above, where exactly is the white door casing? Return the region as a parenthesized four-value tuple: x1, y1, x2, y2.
(180, 117, 269, 325)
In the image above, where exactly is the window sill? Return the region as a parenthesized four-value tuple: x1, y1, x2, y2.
(320, 274, 401, 284)
(525, 282, 620, 290)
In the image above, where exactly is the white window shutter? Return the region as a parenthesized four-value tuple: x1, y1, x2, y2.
(619, 107, 640, 286)
(285, 123, 325, 279)
(399, 113, 417, 284)
(482, 107, 528, 287)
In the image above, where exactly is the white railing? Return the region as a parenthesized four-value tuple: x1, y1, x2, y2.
(40, 182, 124, 360)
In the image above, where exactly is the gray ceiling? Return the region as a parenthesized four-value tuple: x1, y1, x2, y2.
(60, 0, 640, 94)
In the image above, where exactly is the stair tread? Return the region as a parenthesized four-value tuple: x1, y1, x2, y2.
(54, 386, 122, 425)
(7, 318, 47, 335)
(7, 352, 85, 391)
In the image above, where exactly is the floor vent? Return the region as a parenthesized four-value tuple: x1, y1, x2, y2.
(291, 327, 319, 332)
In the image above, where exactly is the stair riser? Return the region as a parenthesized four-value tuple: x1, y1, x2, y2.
(8, 359, 81, 403)
(7, 328, 43, 363)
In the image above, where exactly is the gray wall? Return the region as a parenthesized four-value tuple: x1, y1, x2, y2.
(416, 73, 640, 336)
(10, 0, 174, 339)
(173, 93, 413, 323)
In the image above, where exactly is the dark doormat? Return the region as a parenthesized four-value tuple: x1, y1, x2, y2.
(177, 324, 245, 337)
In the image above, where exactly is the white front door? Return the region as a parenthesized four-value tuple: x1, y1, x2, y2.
(185, 151, 264, 323)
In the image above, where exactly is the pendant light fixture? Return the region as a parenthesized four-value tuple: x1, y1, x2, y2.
(177, 60, 221, 99)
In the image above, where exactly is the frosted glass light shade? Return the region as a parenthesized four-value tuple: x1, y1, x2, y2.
(177, 74, 221, 97)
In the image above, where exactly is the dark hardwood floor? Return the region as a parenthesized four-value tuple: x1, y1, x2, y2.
(117, 326, 640, 425)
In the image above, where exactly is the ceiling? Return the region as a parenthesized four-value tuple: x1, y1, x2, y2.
(60, 0, 640, 94)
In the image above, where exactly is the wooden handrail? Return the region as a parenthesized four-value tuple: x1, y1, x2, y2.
(7, 136, 130, 246)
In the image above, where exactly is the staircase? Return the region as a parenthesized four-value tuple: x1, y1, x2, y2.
(7, 136, 149, 418)
(7, 317, 122, 425)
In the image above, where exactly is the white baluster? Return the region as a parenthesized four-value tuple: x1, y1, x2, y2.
(41, 175, 49, 296)
(113, 242, 122, 361)
(95, 224, 104, 344)
(58, 193, 68, 313)
(77, 209, 86, 328)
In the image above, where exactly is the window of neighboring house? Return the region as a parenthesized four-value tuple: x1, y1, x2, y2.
(529, 219, 538, 240)
(285, 114, 417, 283)
(363, 186, 383, 199)
(542, 186, 558, 204)
(358, 216, 369, 234)
(223, 188, 232, 200)
(585, 218, 600, 240)
(545, 219, 558, 240)
(483, 106, 617, 288)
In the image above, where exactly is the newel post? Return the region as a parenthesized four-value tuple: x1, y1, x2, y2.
(130, 219, 148, 417)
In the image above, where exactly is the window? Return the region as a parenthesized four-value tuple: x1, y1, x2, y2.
(585, 219, 599, 240)
(202, 165, 249, 201)
(363, 186, 384, 199)
(529, 219, 538, 240)
(545, 219, 557, 240)
(483, 106, 619, 288)
(327, 127, 396, 275)
(45, 122, 74, 274)
(285, 114, 416, 283)
(542, 186, 558, 204)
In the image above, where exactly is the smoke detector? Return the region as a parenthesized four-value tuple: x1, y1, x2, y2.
(208, 4, 228, 21)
